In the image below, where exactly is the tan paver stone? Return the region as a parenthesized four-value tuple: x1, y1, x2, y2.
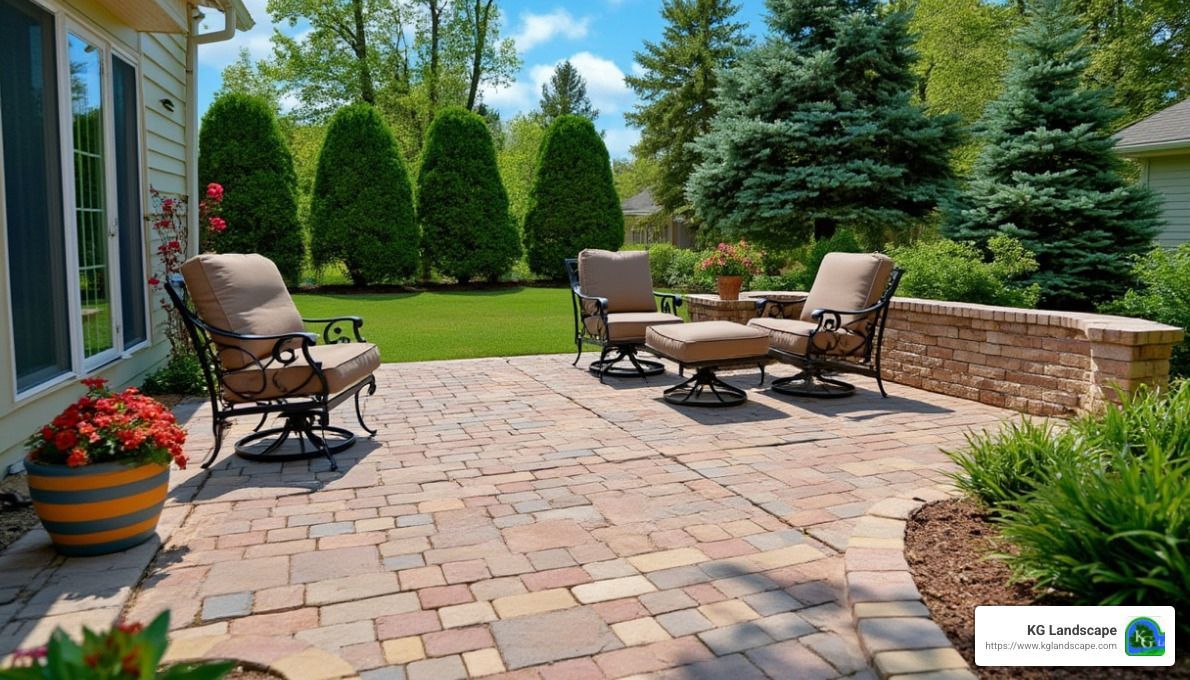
(382, 635, 426, 664)
(853, 601, 930, 619)
(423, 625, 495, 656)
(407, 654, 467, 680)
(463, 647, 507, 677)
(229, 608, 319, 636)
(270, 647, 357, 680)
(503, 520, 593, 553)
(292, 546, 382, 583)
(439, 601, 498, 628)
(419, 584, 474, 609)
(859, 617, 951, 653)
(887, 670, 978, 680)
(611, 617, 671, 646)
(419, 499, 466, 513)
(320, 592, 420, 625)
(874, 647, 969, 676)
(490, 606, 622, 669)
(307, 573, 401, 605)
(492, 588, 577, 619)
(376, 610, 441, 640)
(161, 634, 226, 664)
(626, 548, 708, 573)
(698, 600, 759, 627)
(296, 620, 376, 650)
(744, 544, 826, 571)
(572, 576, 656, 604)
(593, 636, 714, 678)
(202, 557, 289, 596)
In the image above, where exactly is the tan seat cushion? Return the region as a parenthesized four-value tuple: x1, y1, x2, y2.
(181, 254, 305, 370)
(222, 342, 381, 403)
(578, 249, 657, 313)
(586, 312, 683, 343)
(646, 321, 770, 364)
(748, 317, 865, 358)
(800, 253, 894, 327)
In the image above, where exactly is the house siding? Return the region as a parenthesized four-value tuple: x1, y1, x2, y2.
(1145, 155, 1190, 247)
(0, 1, 187, 470)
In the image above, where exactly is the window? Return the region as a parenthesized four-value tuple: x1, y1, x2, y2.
(0, 0, 147, 396)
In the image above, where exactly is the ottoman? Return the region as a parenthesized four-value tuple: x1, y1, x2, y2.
(645, 321, 771, 407)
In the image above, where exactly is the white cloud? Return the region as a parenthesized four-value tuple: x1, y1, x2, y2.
(512, 9, 591, 52)
(603, 126, 640, 159)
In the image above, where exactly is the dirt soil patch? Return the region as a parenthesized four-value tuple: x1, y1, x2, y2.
(905, 499, 1186, 679)
(0, 474, 38, 553)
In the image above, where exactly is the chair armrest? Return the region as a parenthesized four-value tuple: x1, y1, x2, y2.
(755, 297, 807, 319)
(304, 316, 366, 343)
(654, 292, 682, 314)
(571, 287, 609, 316)
(809, 298, 888, 332)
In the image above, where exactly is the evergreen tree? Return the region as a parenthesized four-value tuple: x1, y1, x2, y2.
(418, 106, 521, 283)
(199, 93, 303, 283)
(687, 0, 961, 248)
(625, 0, 750, 215)
(310, 103, 419, 286)
(539, 61, 598, 124)
(524, 115, 623, 280)
(943, 0, 1160, 310)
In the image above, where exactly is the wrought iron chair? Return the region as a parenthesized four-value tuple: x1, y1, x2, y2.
(748, 253, 903, 398)
(565, 249, 683, 381)
(165, 253, 379, 470)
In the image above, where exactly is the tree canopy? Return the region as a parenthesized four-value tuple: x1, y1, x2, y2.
(943, 0, 1161, 310)
(625, 0, 750, 216)
(539, 60, 598, 124)
(687, 0, 961, 248)
(524, 115, 624, 279)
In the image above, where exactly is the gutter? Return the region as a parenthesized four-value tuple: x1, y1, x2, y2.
(185, 1, 238, 255)
(1114, 138, 1190, 158)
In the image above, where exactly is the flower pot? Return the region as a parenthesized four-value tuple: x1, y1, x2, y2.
(717, 275, 744, 301)
(25, 459, 169, 557)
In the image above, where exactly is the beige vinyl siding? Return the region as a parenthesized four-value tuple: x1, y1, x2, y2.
(1146, 155, 1190, 247)
(0, 7, 186, 468)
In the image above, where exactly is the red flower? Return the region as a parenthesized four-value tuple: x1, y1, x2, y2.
(81, 377, 108, 390)
(206, 182, 224, 202)
(148, 276, 161, 287)
(208, 217, 227, 233)
(162, 198, 174, 214)
(53, 430, 78, 451)
(12, 646, 47, 660)
(66, 448, 88, 467)
(116, 620, 144, 635)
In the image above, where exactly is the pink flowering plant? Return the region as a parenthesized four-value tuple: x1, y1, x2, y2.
(696, 241, 765, 281)
(2, 611, 231, 679)
(146, 183, 225, 355)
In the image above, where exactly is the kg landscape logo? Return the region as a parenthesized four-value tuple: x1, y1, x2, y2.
(1125, 617, 1166, 657)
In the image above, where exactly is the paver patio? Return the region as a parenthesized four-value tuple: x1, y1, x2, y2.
(0, 354, 1012, 679)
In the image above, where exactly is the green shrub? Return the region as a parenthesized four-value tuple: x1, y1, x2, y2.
(310, 103, 418, 286)
(1101, 244, 1190, 378)
(797, 229, 863, 288)
(946, 419, 1079, 510)
(199, 93, 302, 283)
(750, 272, 803, 292)
(418, 107, 522, 283)
(646, 243, 679, 286)
(1074, 382, 1190, 463)
(524, 115, 623, 280)
(141, 354, 205, 396)
(886, 235, 1041, 308)
(664, 248, 714, 291)
(998, 444, 1189, 616)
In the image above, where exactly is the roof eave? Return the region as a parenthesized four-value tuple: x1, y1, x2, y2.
(1115, 138, 1190, 157)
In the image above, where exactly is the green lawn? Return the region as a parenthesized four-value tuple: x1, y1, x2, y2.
(292, 287, 581, 362)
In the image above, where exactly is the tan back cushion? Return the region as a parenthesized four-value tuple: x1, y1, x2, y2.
(577, 249, 657, 313)
(801, 253, 894, 326)
(180, 254, 305, 370)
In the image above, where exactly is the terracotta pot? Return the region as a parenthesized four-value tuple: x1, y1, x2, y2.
(717, 275, 744, 301)
(25, 458, 169, 557)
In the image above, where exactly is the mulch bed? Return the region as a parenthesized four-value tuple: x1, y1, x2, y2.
(905, 499, 1187, 679)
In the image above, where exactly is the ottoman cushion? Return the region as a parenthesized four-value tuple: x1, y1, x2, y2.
(647, 321, 770, 364)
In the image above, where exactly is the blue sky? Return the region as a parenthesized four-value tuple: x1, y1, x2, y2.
(195, 0, 769, 158)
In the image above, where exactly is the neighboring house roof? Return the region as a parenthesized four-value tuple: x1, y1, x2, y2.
(1115, 97, 1190, 155)
(622, 189, 662, 217)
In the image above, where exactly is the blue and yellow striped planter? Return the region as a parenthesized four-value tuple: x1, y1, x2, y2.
(25, 459, 169, 557)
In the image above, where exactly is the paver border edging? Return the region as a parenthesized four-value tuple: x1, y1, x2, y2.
(162, 635, 358, 680)
(843, 491, 978, 680)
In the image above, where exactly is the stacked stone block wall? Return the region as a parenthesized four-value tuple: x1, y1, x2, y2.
(686, 293, 1183, 417)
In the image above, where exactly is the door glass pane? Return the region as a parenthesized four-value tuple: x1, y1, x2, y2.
(0, 0, 71, 393)
(69, 33, 113, 358)
(113, 55, 145, 348)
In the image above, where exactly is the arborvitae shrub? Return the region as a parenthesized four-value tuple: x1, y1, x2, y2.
(417, 106, 520, 283)
(523, 115, 624, 280)
(199, 93, 302, 283)
(310, 103, 418, 285)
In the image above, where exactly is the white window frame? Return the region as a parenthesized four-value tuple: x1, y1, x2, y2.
(1, 0, 149, 402)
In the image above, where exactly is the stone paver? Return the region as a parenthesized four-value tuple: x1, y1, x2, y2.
(0, 356, 1012, 679)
